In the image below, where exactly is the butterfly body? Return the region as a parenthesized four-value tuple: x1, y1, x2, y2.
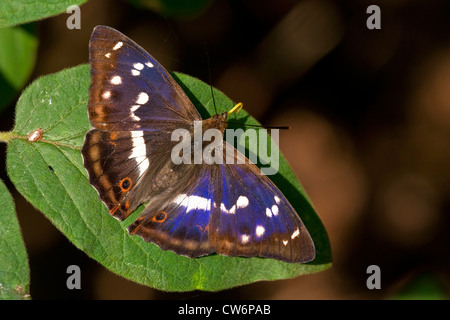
(82, 25, 315, 263)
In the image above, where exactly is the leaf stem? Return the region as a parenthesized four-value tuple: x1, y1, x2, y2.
(0, 131, 20, 143)
(0, 131, 81, 150)
(39, 138, 81, 151)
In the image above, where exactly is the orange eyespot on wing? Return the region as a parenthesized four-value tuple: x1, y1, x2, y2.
(152, 211, 167, 223)
(119, 177, 132, 192)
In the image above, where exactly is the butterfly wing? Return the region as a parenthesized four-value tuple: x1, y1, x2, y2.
(88, 25, 200, 131)
(127, 142, 315, 263)
(82, 129, 178, 220)
(127, 164, 216, 258)
(83, 25, 199, 220)
(209, 143, 315, 263)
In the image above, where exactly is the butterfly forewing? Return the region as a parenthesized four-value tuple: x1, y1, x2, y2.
(88, 25, 200, 131)
(84, 25, 199, 220)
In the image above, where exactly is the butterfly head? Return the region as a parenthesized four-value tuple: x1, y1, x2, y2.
(202, 102, 243, 132)
(203, 112, 228, 133)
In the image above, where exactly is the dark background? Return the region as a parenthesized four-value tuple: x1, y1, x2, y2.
(0, 0, 449, 299)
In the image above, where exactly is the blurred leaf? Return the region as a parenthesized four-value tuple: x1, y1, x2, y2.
(129, 0, 212, 18)
(0, 179, 30, 300)
(0, 23, 38, 113)
(391, 273, 448, 300)
(0, 0, 87, 28)
(6, 64, 331, 291)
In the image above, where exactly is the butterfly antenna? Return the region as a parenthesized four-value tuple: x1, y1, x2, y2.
(205, 42, 218, 115)
(209, 83, 218, 115)
(226, 121, 290, 130)
(226, 102, 289, 129)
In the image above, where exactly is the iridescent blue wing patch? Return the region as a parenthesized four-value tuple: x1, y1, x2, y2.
(208, 143, 315, 263)
(128, 165, 215, 258)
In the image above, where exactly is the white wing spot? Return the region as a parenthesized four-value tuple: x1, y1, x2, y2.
(110, 75, 122, 85)
(131, 69, 140, 76)
(265, 208, 272, 218)
(145, 62, 154, 68)
(173, 194, 211, 212)
(282, 240, 288, 246)
(221, 203, 236, 214)
(130, 105, 141, 121)
(102, 91, 111, 99)
(255, 225, 265, 237)
(113, 41, 123, 50)
(136, 92, 149, 105)
(291, 228, 300, 239)
(105, 52, 111, 58)
(236, 196, 249, 208)
(130, 131, 149, 176)
(222, 196, 249, 214)
(274, 196, 281, 204)
(271, 205, 279, 216)
(241, 234, 250, 244)
(133, 62, 144, 70)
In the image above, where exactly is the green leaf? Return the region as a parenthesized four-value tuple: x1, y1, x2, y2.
(6, 64, 331, 291)
(0, 23, 38, 112)
(0, 179, 30, 300)
(0, 0, 87, 28)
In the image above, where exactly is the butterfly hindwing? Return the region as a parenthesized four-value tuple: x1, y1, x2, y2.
(82, 128, 178, 220)
(127, 164, 215, 258)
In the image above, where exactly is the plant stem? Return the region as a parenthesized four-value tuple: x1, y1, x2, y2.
(0, 131, 18, 143)
(0, 131, 81, 150)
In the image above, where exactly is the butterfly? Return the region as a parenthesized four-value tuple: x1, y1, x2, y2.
(81, 25, 315, 263)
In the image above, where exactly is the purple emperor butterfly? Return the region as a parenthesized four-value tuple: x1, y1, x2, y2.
(82, 25, 315, 263)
